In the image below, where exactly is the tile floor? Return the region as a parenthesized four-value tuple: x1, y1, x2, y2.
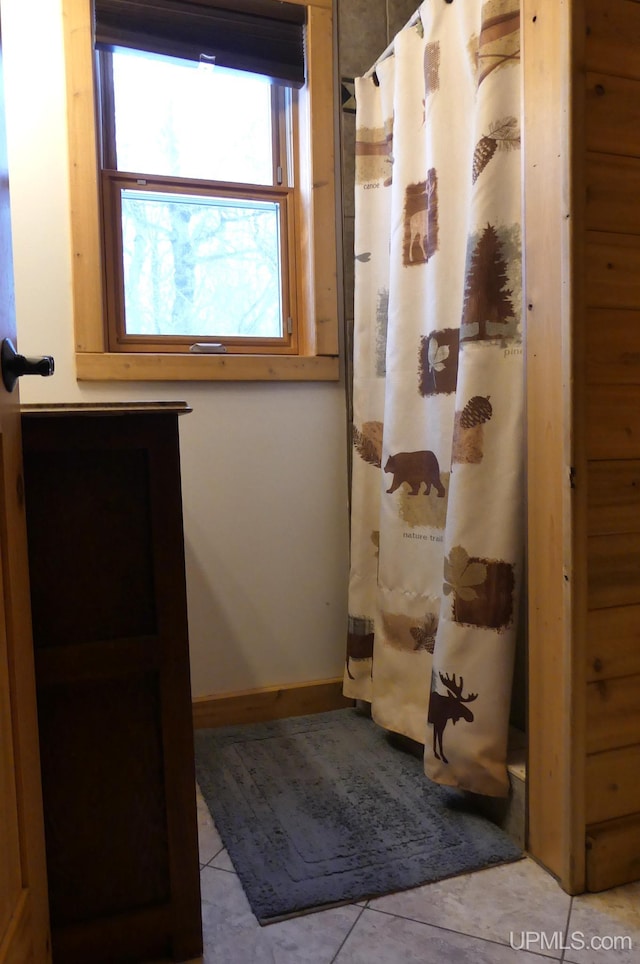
(194, 787, 640, 964)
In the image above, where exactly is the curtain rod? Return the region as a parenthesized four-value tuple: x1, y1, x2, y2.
(363, 7, 422, 79)
(363, 0, 455, 81)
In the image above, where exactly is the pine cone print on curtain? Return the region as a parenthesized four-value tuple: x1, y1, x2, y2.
(410, 612, 439, 653)
(472, 116, 520, 183)
(379, 609, 439, 655)
(452, 395, 493, 464)
(461, 394, 493, 429)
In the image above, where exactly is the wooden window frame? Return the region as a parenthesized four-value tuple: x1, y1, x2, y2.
(63, 0, 340, 381)
(102, 172, 298, 355)
(99, 49, 299, 356)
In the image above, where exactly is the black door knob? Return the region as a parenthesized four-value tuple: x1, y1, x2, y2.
(1, 338, 55, 393)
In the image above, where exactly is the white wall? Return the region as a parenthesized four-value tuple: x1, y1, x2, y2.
(0, 0, 350, 697)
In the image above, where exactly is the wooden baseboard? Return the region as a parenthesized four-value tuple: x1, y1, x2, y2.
(192, 678, 354, 729)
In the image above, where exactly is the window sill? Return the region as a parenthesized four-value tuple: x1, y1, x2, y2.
(75, 352, 340, 382)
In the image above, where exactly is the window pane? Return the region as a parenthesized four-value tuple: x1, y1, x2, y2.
(112, 51, 274, 185)
(120, 190, 283, 339)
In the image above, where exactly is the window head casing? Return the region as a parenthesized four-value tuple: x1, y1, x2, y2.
(95, 0, 306, 355)
(62, 0, 339, 380)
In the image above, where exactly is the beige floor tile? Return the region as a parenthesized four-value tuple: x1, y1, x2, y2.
(563, 881, 640, 964)
(335, 907, 559, 963)
(196, 784, 223, 865)
(366, 856, 570, 955)
(199, 865, 362, 964)
(209, 848, 235, 872)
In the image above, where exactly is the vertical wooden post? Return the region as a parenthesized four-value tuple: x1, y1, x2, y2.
(523, 0, 587, 894)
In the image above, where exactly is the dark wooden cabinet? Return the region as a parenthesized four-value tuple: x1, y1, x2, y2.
(21, 402, 202, 964)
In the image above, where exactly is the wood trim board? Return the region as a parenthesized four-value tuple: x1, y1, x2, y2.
(193, 678, 354, 729)
(523, 0, 588, 894)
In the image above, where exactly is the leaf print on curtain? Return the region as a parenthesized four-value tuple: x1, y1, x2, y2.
(419, 328, 459, 396)
(344, 0, 523, 797)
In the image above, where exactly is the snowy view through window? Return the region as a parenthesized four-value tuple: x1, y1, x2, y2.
(112, 50, 283, 339)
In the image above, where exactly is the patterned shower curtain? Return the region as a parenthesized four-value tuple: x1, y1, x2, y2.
(344, 0, 522, 797)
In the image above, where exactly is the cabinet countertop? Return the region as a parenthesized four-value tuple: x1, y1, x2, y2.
(21, 401, 192, 417)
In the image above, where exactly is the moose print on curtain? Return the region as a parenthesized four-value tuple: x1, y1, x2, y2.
(345, 0, 523, 797)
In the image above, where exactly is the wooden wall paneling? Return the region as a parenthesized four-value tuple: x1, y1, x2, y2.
(587, 460, 640, 534)
(585, 0, 640, 81)
(586, 309, 640, 385)
(522, 0, 640, 893)
(586, 385, 640, 459)
(588, 532, 640, 608)
(586, 154, 640, 234)
(587, 605, 640, 682)
(586, 744, 640, 824)
(585, 232, 640, 310)
(586, 813, 640, 891)
(523, 0, 587, 894)
(586, 673, 640, 754)
(586, 72, 640, 158)
(585, 12, 640, 855)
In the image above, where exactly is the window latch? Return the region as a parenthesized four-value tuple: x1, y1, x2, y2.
(189, 343, 227, 354)
(198, 53, 216, 73)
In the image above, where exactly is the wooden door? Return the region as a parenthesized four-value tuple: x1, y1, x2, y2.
(0, 9, 51, 962)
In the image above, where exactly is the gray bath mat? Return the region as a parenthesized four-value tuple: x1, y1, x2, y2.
(194, 708, 522, 924)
